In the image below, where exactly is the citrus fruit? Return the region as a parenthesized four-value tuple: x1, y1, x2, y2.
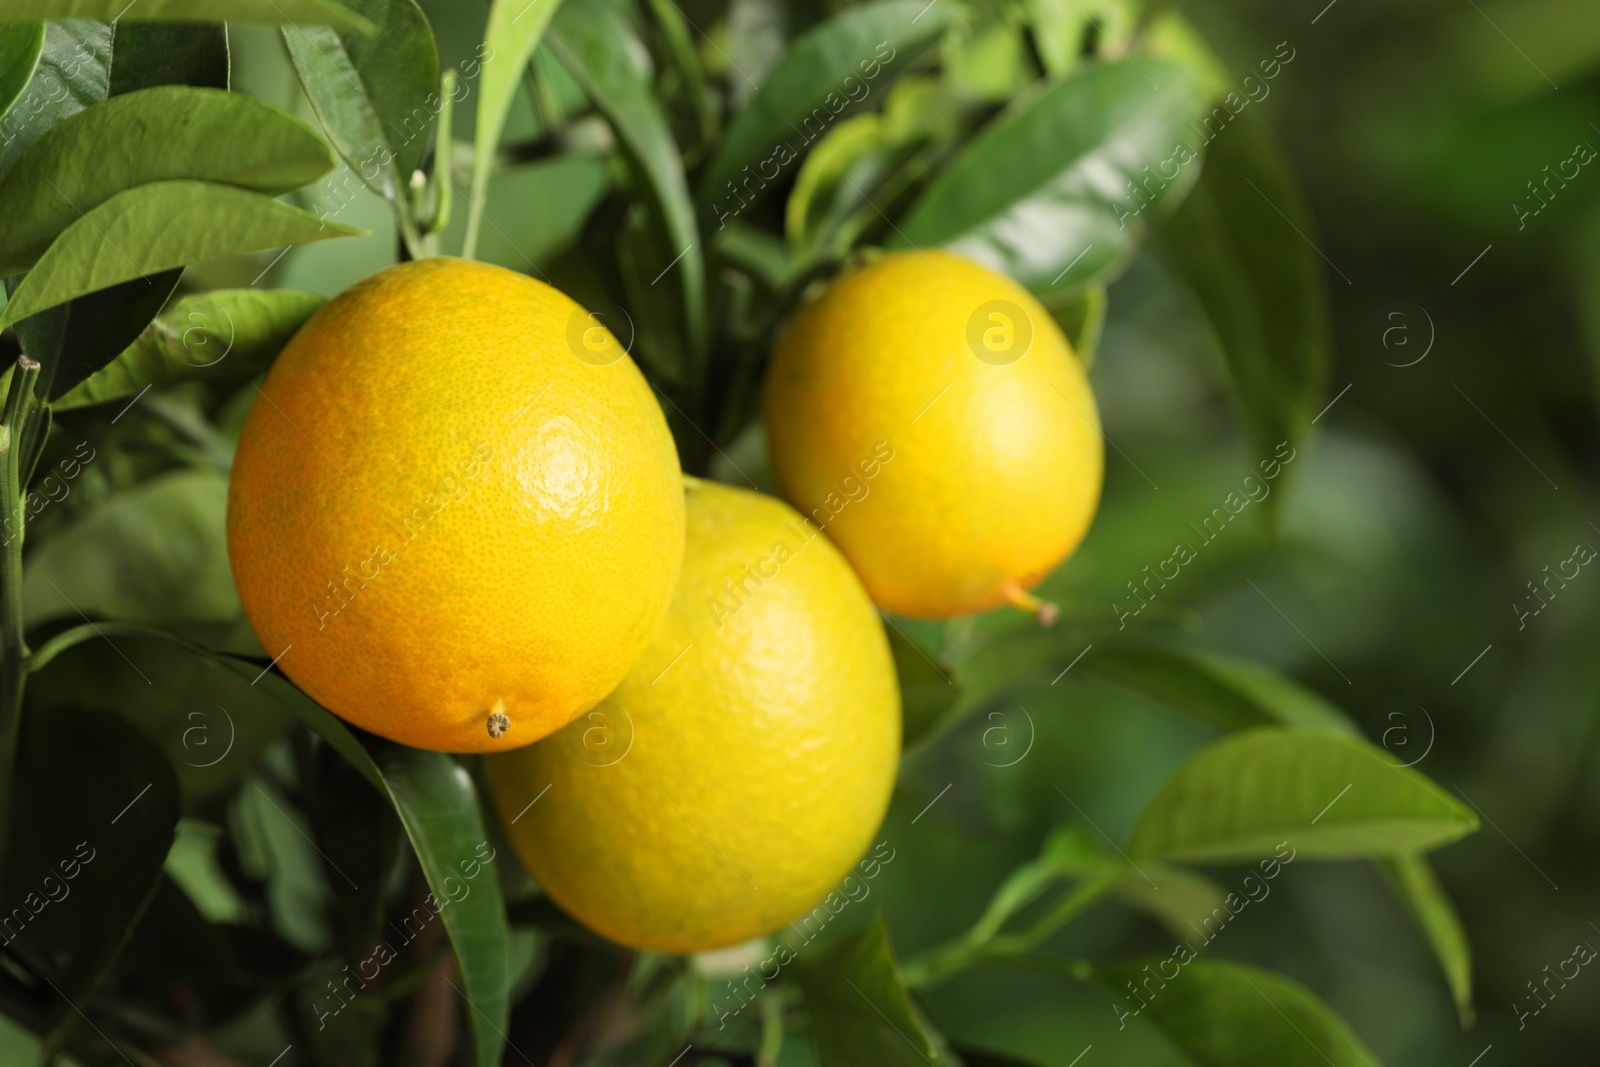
(487, 479, 900, 953)
(764, 250, 1103, 620)
(226, 257, 684, 753)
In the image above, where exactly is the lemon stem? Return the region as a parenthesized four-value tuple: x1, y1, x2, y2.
(1004, 583, 1059, 627)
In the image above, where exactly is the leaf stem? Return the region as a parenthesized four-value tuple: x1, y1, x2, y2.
(901, 867, 1121, 989)
(0, 355, 41, 867)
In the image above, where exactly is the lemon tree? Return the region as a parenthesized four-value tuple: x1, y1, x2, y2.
(0, 2, 1483, 1066)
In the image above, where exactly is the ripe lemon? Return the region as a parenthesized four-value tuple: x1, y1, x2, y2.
(764, 250, 1103, 619)
(226, 258, 684, 753)
(487, 479, 900, 953)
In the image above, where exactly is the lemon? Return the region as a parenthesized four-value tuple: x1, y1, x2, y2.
(488, 479, 900, 953)
(764, 250, 1103, 619)
(226, 258, 684, 753)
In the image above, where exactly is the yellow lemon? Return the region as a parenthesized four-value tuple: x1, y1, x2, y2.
(488, 479, 900, 953)
(764, 250, 1103, 619)
(226, 258, 684, 753)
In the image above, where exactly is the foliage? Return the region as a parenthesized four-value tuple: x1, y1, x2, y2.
(0, 0, 1524, 1063)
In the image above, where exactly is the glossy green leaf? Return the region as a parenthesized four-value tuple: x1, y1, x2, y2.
(895, 59, 1205, 297)
(794, 912, 945, 1066)
(106, 20, 227, 94)
(1128, 729, 1478, 863)
(6, 267, 183, 400)
(283, 0, 439, 205)
(785, 111, 893, 242)
(0, 86, 333, 274)
(465, 0, 568, 258)
(1085, 646, 1359, 736)
(23, 470, 238, 628)
(370, 745, 510, 1067)
(0, 15, 222, 182)
(891, 626, 960, 750)
(0, 22, 235, 399)
(1, 705, 179, 1055)
(1380, 854, 1474, 1026)
(233, 672, 509, 1067)
(0, 21, 112, 177)
(700, 0, 952, 217)
(1092, 958, 1382, 1066)
(549, 0, 704, 355)
(0, 180, 362, 330)
(1161, 114, 1328, 503)
(783, 77, 956, 268)
(56, 288, 324, 410)
(0, 0, 372, 33)
(0, 23, 44, 125)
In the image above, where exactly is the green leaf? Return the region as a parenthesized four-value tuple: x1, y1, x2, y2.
(0, 15, 216, 181)
(1128, 729, 1478, 863)
(0, 21, 112, 178)
(1091, 958, 1382, 1066)
(1160, 114, 1328, 502)
(895, 59, 1205, 298)
(0, 86, 334, 274)
(282, 0, 439, 206)
(56, 288, 324, 410)
(26, 630, 293, 806)
(24, 621, 513, 1067)
(0, 179, 362, 330)
(1, 705, 179, 1055)
(370, 745, 510, 1067)
(1021, 0, 1088, 77)
(794, 912, 946, 1066)
(6, 267, 184, 400)
(0, 0, 373, 33)
(1085, 646, 1359, 736)
(890, 626, 960, 750)
(699, 0, 952, 217)
(0, 23, 235, 398)
(548, 0, 705, 355)
(783, 77, 955, 268)
(302, 739, 403, 961)
(240, 668, 510, 1067)
(1379, 854, 1474, 1027)
(0, 23, 44, 125)
(1115, 863, 1229, 940)
(464, 0, 568, 258)
(106, 20, 227, 94)
(23, 469, 238, 628)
